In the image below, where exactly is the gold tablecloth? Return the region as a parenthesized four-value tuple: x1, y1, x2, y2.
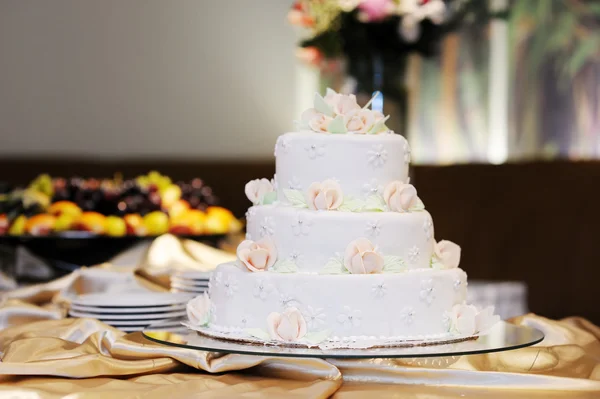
(0, 238, 598, 398)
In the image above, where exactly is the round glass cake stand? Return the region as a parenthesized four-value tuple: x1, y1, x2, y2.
(142, 318, 544, 359)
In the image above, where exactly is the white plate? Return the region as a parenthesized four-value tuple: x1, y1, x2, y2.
(171, 288, 208, 296)
(170, 282, 209, 290)
(69, 309, 187, 320)
(113, 323, 183, 329)
(70, 303, 187, 314)
(72, 293, 193, 308)
(119, 326, 147, 332)
(171, 278, 209, 285)
(170, 281, 209, 287)
(120, 325, 188, 333)
(170, 278, 209, 284)
(99, 319, 183, 326)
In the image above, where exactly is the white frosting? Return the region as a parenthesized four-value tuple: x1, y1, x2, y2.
(275, 132, 410, 202)
(207, 263, 467, 340)
(246, 204, 434, 272)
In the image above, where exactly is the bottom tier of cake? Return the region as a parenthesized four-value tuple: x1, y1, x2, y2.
(197, 262, 470, 346)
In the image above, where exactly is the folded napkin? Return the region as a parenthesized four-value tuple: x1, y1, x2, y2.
(136, 234, 236, 288)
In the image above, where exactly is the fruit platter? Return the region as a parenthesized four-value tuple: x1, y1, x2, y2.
(0, 172, 241, 269)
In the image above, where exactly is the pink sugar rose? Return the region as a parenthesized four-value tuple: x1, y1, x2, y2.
(236, 236, 277, 272)
(309, 113, 334, 133)
(323, 91, 361, 116)
(343, 237, 384, 274)
(306, 179, 343, 210)
(451, 303, 478, 336)
(451, 303, 500, 336)
(383, 181, 418, 212)
(345, 109, 377, 134)
(301, 108, 332, 133)
(186, 292, 210, 326)
(434, 240, 461, 269)
(267, 307, 307, 342)
(475, 306, 500, 334)
(245, 178, 273, 205)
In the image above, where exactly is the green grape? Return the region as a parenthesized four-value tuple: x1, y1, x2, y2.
(29, 174, 54, 197)
(156, 176, 172, 191)
(147, 171, 162, 183)
(136, 176, 150, 188)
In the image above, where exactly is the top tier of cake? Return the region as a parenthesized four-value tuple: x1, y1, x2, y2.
(274, 132, 410, 203)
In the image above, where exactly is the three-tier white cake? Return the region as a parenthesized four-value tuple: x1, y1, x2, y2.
(185, 89, 498, 348)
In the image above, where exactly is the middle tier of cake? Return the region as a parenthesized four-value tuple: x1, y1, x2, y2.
(246, 205, 435, 273)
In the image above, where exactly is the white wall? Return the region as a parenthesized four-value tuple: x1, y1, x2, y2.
(0, 0, 298, 159)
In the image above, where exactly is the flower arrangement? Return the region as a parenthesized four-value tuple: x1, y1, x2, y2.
(289, 0, 500, 66)
(289, 0, 503, 120)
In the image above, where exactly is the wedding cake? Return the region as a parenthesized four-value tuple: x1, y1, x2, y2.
(186, 89, 499, 348)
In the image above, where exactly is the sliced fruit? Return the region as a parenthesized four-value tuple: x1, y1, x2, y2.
(8, 215, 27, 235)
(25, 214, 56, 236)
(228, 218, 244, 234)
(124, 214, 146, 236)
(186, 209, 207, 234)
(170, 209, 206, 235)
(143, 211, 169, 236)
(74, 212, 106, 234)
(205, 206, 236, 234)
(48, 201, 82, 217)
(0, 214, 8, 235)
(168, 225, 194, 235)
(207, 206, 235, 220)
(54, 213, 79, 232)
(106, 215, 127, 237)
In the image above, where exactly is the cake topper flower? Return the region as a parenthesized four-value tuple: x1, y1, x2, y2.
(297, 88, 390, 135)
(267, 307, 308, 342)
(237, 236, 278, 272)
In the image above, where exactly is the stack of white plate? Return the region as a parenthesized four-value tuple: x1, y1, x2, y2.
(170, 271, 211, 294)
(69, 292, 193, 332)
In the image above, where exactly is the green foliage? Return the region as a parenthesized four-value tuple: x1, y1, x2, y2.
(510, 0, 600, 83)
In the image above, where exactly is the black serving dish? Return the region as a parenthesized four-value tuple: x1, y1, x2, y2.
(0, 233, 226, 273)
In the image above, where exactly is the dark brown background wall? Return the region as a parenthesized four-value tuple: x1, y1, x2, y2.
(0, 158, 597, 323)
